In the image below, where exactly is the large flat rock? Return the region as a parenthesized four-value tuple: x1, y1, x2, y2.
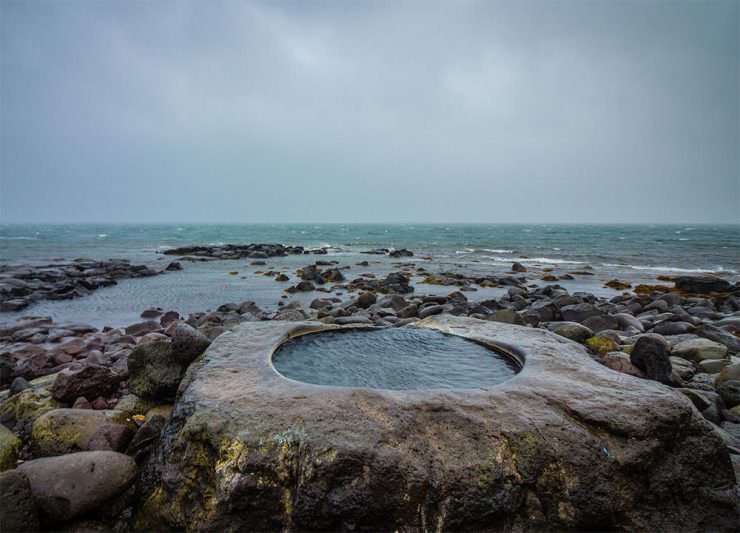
(136, 316, 738, 531)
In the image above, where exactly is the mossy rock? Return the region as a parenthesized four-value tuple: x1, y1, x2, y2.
(585, 336, 618, 355)
(114, 394, 161, 417)
(0, 388, 63, 435)
(30, 409, 136, 457)
(146, 404, 173, 421)
(0, 425, 21, 471)
(127, 340, 185, 400)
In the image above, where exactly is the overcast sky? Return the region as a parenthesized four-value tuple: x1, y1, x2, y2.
(1, 0, 738, 224)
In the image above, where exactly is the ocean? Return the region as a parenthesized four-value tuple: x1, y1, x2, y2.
(1, 223, 738, 327)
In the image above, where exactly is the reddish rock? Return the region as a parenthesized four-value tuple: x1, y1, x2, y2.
(51, 365, 121, 403)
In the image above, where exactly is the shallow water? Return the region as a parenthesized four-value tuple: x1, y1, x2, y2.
(272, 328, 520, 390)
(1, 223, 738, 326)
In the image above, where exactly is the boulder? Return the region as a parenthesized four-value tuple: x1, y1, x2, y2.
(511, 262, 527, 272)
(171, 323, 211, 365)
(135, 318, 738, 532)
(674, 276, 732, 294)
(695, 324, 740, 353)
(613, 313, 644, 333)
(0, 388, 63, 434)
(355, 292, 376, 309)
(30, 409, 135, 457)
(486, 309, 526, 325)
(717, 380, 740, 408)
(630, 334, 673, 384)
(18, 451, 136, 522)
(51, 364, 121, 403)
(550, 322, 593, 343)
(672, 338, 728, 362)
(127, 340, 185, 400)
(716, 363, 740, 389)
(581, 314, 619, 333)
(560, 303, 603, 323)
(0, 424, 21, 470)
(0, 470, 40, 532)
(418, 304, 444, 319)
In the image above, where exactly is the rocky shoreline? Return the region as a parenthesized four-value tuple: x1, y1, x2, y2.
(0, 259, 181, 312)
(0, 248, 739, 530)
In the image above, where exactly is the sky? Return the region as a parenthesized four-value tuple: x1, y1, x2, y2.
(1, 0, 738, 224)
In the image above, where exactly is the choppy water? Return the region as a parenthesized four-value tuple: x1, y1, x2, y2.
(1, 223, 738, 327)
(273, 328, 520, 390)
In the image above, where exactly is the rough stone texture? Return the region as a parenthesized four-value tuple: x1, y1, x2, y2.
(549, 322, 593, 343)
(0, 387, 63, 435)
(51, 364, 122, 403)
(127, 340, 185, 400)
(31, 409, 135, 457)
(0, 424, 21, 470)
(171, 323, 211, 365)
(18, 451, 137, 522)
(672, 338, 729, 362)
(0, 470, 41, 532)
(630, 334, 674, 385)
(136, 317, 738, 532)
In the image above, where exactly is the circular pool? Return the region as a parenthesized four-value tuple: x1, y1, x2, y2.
(272, 327, 520, 390)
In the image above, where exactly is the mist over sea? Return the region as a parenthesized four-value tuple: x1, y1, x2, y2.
(1, 223, 738, 327)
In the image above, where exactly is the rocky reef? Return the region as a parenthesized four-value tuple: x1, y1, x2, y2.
(0, 259, 170, 311)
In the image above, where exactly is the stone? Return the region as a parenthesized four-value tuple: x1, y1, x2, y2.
(9, 376, 32, 397)
(600, 352, 645, 378)
(18, 451, 137, 522)
(511, 262, 527, 272)
(698, 359, 730, 374)
(30, 408, 135, 457)
(695, 324, 740, 353)
(674, 276, 732, 294)
(716, 363, 740, 388)
(126, 414, 166, 463)
(165, 261, 183, 271)
(652, 321, 695, 335)
(114, 394, 161, 417)
(0, 424, 21, 470)
(0, 470, 40, 532)
(171, 323, 211, 365)
(51, 364, 121, 403)
(560, 303, 603, 323)
(127, 340, 185, 400)
(486, 309, 526, 325)
(134, 317, 738, 532)
(672, 338, 728, 362)
(418, 304, 444, 319)
(581, 314, 619, 333)
(0, 388, 63, 434)
(613, 313, 644, 333)
(630, 334, 673, 384)
(717, 380, 740, 408)
(355, 292, 376, 309)
(125, 321, 161, 336)
(550, 322, 593, 343)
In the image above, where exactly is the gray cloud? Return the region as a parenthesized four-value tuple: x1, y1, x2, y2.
(1, 0, 738, 223)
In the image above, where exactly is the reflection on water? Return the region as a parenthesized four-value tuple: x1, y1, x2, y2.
(273, 327, 520, 390)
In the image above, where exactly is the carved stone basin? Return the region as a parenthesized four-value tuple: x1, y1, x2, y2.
(136, 316, 738, 531)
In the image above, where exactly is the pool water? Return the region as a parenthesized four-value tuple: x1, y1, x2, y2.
(272, 327, 520, 390)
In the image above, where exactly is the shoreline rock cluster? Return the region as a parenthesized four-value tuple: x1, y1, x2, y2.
(0, 254, 738, 530)
(0, 259, 176, 312)
(162, 243, 321, 260)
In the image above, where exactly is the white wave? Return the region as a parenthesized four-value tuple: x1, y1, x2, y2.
(678, 238, 689, 241)
(97, 234, 108, 238)
(603, 263, 737, 274)
(176, 227, 184, 231)
(481, 248, 514, 253)
(481, 255, 585, 265)
(455, 248, 475, 254)
(0, 236, 38, 240)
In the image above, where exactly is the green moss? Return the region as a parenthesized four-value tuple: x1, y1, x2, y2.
(0, 425, 21, 471)
(585, 337, 617, 355)
(0, 388, 62, 433)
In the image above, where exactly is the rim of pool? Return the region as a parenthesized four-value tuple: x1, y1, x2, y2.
(268, 324, 527, 392)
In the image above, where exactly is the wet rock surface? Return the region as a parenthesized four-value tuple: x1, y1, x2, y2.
(0, 259, 164, 311)
(136, 317, 738, 531)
